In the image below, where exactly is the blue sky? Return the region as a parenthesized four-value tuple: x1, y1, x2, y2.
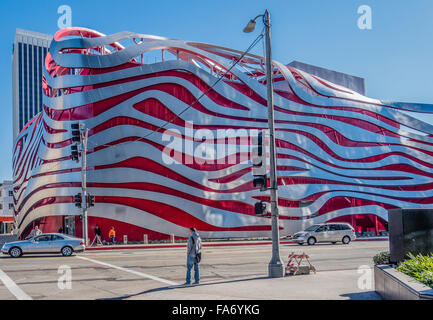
(0, 0, 432, 181)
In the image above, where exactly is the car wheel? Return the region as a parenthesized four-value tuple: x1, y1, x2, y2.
(298, 242, 304, 245)
(9, 247, 22, 258)
(342, 236, 351, 244)
(331, 242, 337, 244)
(61, 246, 73, 257)
(307, 237, 316, 245)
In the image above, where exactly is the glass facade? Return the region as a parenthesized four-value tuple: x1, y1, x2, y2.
(18, 43, 22, 128)
(18, 42, 47, 131)
(13, 30, 52, 138)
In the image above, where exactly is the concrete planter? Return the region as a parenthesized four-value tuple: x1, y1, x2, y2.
(375, 265, 433, 300)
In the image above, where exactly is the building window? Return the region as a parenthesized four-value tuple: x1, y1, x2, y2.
(33, 45, 37, 114)
(8, 191, 13, 197)
(0, 204, 2, 210)
(29, 44, 33, 116)
(19, 43, 22, 126)
(8, 203, 13, 210)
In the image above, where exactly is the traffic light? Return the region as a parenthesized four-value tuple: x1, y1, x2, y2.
(254, 201, 267, 216)
(71, 123, 81, 143)
(253, 176, 267, 191)
(74, 193, 82, 208)
(252, 130, 268, 191)
(71, 144, 79, 162)
(87, 194, 95, 207)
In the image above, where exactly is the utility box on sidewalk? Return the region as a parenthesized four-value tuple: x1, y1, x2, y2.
(389, 208, 433, 263)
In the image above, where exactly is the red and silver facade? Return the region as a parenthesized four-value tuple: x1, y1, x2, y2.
(12, 27, 433, 241)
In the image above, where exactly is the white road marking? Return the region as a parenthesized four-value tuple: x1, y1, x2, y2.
(0, 268, 32, 300)
(76, 256, 179, 286)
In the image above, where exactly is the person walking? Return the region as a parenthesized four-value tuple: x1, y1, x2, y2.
(184, 227, 202, 285)
(108, 227, 116, 245)
(26, 225, 42, 239)
(91, 225, 103, 246)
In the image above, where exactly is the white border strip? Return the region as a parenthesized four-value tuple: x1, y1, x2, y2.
(76, 256, 179, 286)
(0, 268, 32, 300)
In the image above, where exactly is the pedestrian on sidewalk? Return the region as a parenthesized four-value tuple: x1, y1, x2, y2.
(108, 226, 116, 245)
(184, 227, 202, 285)
(91, 225, 103, 246)
(26, 225, 42, 239)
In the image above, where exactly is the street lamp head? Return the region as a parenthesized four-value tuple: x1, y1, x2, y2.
(243, 19, 257, 33)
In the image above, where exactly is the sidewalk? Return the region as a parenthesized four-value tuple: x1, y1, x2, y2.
(125, 269, 382, 300)
(85, 237, 389, 251)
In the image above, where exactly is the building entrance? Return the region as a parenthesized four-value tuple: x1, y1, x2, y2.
(64, 216, 75, 236)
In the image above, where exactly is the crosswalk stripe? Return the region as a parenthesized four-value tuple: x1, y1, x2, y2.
(0, 268, 32, 300)
(76, 255, 179, 286)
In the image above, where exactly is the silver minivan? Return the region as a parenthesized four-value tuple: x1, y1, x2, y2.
(292, 223, 356, 245)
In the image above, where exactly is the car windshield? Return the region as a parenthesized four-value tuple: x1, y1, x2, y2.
(304, 225, 320, 232)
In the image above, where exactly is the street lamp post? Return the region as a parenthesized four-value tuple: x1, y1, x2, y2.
(244, 10, 285, 278)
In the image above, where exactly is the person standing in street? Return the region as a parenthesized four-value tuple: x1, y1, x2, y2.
(108, 226, 116, 245)
(184, 227, 202, 285)
(91, 225, 103, 246)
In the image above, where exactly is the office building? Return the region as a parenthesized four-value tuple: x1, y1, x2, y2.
(12, 29, 52, 140)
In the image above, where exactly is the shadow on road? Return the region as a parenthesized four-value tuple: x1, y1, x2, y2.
(98, 275, 269, 300)
(340, 291, 382, 300)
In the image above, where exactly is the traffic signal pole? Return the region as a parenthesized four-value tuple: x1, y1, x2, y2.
(245, 10, 284, 277)
(81, 126, 89, 247)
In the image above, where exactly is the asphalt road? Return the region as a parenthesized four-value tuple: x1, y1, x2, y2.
(0, 241, 388, 300)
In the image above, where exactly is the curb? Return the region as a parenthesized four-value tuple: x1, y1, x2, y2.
(354, 237, 389, 241)
(84, 238, 388, 251)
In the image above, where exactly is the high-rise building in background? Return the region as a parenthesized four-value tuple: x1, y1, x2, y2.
(12, 29, 52, 140)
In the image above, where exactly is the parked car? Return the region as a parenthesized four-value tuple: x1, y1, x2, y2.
(292, 223, 356, 245)
(1, 233, 85, 258)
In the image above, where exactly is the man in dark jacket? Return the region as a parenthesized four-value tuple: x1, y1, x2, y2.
(91, 225, 103, 246)
(185, 227, 202, 285)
